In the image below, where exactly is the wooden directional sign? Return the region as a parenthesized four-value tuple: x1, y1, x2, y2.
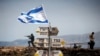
(36, 27, 59, 36)
(36, 27, 49, 35)
(50, 27, 59, 36)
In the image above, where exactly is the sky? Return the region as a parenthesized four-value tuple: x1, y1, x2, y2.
(0, 0, 100, 41)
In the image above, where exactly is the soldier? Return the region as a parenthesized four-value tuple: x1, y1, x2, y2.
(27, 33, 35, 47)
(73, 43, 77, 49)
(88, 32, 95, 49)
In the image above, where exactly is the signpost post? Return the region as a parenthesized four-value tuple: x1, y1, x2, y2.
(36, 26, 59, 56)
(48, 27, 51, 56)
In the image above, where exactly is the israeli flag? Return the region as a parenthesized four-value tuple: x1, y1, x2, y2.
(18, 6, 48, 24)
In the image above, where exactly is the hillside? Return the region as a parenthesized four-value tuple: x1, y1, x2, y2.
(0, 32, 100, 48)
(58, 32, 100, 48)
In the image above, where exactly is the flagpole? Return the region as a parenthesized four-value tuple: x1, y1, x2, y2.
(48, 22, 51, 56)
(42, 4, 51, 56)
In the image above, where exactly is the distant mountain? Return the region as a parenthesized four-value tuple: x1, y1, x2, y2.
(0, 32, 100, 48)
(57, 32, 100, 48)
(0, 39, 28, 46)
(0, 41, 11, 46)
(11, 39, 28, 46)
(94, 32, 100, 48)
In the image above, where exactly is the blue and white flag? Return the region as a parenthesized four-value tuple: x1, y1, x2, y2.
(18, 6, 48, 24)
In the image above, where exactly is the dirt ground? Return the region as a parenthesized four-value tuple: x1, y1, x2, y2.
(0, 46, 100, 56)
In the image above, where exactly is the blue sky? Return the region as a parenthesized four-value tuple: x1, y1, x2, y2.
(0, 0, 100, 41)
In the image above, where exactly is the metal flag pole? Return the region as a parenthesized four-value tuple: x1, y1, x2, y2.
(41, 4, 51, 56)
(48, 22, 51, 56)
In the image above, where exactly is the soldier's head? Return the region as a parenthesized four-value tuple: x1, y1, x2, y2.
(31, 33, 34, 37)
(31, 33, 33, 36)
(92, 32, 94, 35)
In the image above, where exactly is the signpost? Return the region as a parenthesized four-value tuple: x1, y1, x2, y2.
(36, 27, 59, 36)
(36, 26, 59, 56)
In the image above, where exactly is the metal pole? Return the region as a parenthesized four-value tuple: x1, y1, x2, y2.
(41, 4, 51, 56)
(48, 26, 51, 56)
